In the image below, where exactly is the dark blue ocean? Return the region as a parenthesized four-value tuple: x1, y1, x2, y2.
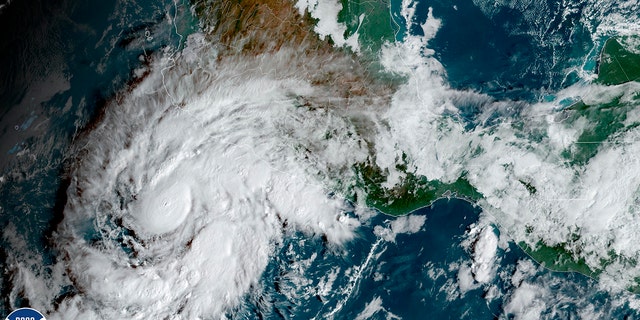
(0, 0, 197, 313)
(231, 199, 637, 319)
(414, 0, 598, 102)
(1, 0, 639, 318)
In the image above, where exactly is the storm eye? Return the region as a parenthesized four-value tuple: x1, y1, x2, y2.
(133, 179, 192, 235)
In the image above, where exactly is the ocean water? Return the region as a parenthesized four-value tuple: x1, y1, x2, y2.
(0, 0, 186, 222)
(233, 199, 639, 319)
(1, 0, 640, 318)
(423, 0, 595, 101)
(0, 0, 198, 314)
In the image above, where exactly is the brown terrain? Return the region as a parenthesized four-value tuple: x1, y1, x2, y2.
(192, 0, 395, 104)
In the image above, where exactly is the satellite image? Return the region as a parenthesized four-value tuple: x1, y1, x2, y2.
(1, 0, 640, 318)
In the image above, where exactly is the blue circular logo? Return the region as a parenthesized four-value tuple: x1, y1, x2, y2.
(5, 308, 46, 320)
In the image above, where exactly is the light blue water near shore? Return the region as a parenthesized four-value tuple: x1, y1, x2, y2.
(410, 0, 600, 102)
(1, 0, 640, 318)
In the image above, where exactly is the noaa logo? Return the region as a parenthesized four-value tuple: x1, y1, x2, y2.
(4, 308, 46, 320)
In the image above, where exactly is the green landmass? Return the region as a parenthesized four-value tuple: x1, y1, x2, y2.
(338, 0, 398, 53)
(521, 241, 640, 292)
(346, 34, 640, 292)
(354, 158, 483, 216)
(536, 41, 640, 284)
(518, 180, 537, 195)
(519, 241, 595, 276)
(597, 36, 640, 85)
(558, 87, 640, 167)
(561, 97, 628, 166)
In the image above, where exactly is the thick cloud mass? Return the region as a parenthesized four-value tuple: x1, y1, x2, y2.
(52, 35, 365, 318)
(5, 0, 640, 317)
(55, 5, 640, 317)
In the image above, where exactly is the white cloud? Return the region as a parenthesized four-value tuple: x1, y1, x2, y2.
(45, 35, 365, 318)
(295, 0, 361, 52)
(374, 214, 426, 242)
(470, 226, 498, 284)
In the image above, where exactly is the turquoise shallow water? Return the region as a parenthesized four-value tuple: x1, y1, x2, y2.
(413, 0, 600, 102)
(1, 0, 640, 318)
